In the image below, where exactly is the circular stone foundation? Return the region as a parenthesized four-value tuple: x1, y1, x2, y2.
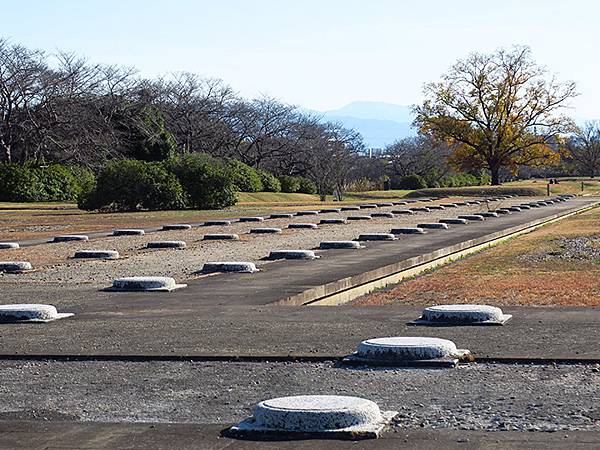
(418, 304, 512, 325)
(357, 336, 461, 361)
(227, 394, 396, 438)
(346, 215, 372, 221)
(320, 208, 342, 213)
(288, 223, 318, 229)
(250, 228, 282, 234)
(201, 262, 258, 273)
(319, 241, 361, 249)
(0, 304, 74, 323)
(239, 217, 265, 222)
(319, 218, 347, 225)
(269, 213, 294, 219)
(268, 250, 318, 260)
(73, 250, 119, 260)
(417, 223, 449, 229)
(0, 243, 19, 249)
(457, 215, 485, 221)
(161, 224, 192, 231)
(439, 218, 467, 225)
(0, 261, 32, 273)
(203, 233, 239, 240)
(113, 229, 145, 236)
(108, 276, 187, 292)
(204, 220, 232, 226)
(357, 233, 397, 241)
(146, 241, 187, 249)
(52, 235, 89, 243)
(390, 227, 426, 235)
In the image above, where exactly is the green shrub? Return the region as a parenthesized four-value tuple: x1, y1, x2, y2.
(0, 164, 44, 202)
(279, 175, 300, 193)
(165, 154, 237, 209)
(0, 163, 94, 202)
(257, 170, 281, 192)
(405, 186, 545, 198)
(35, 164, 81, 201)
(297, 177, 317, 194)
(226, 159, 263, 192)
(79, 159, 185, 211)
(392, 174, 428, 190)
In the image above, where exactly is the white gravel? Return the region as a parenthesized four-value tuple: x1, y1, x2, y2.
(0, 199, 533, 288)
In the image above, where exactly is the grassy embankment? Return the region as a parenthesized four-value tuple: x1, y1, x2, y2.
(353, 205, 600, 307)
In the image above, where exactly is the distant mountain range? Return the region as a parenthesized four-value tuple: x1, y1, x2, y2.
(315, 101, 416, 149)
(313, 101, 597, 149)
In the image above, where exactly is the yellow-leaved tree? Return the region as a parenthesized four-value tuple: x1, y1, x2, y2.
(414, 46, 577, 185)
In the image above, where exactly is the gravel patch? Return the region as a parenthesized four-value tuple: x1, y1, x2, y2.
(519, 236, 600, 263)
(0, 360, 597, 431)
(0, 200, 522, 288)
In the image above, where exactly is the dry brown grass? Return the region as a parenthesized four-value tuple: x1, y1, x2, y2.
(353, 206, 600, 307)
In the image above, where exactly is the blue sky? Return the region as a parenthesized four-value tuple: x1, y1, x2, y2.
(4, 0, 599, 118)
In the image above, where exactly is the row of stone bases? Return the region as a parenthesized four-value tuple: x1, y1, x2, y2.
(0, 195, 573, 273)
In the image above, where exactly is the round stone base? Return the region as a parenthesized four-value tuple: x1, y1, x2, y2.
(0, 304, 74, 323)
(267, 250, 318, 260)
(146, 241, 186, 249)
(73, 250, 119, 260)
(225, 395, 397, 440)
(201, 262, 258, 273)
(0, 243, 19, 249)
(0, 261, 33, 273)
(52, 235, 89, 243)
(107, 276, 187, 292)
(413, 304, 512, 326)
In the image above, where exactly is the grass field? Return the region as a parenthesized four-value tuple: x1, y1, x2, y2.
(352, 205, 600, 307)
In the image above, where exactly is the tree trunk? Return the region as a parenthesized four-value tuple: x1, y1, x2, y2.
(490, 165, 500, 185)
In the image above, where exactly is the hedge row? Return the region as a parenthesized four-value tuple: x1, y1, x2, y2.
(405, 186, 545, 198)
(0, 164, 94, 202)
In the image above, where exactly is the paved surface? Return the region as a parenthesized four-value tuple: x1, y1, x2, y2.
(1, 306, 600, 360)
(2, 422, 600, 449)
(2, 197, 599, 449)
(0, 360, 598, 430)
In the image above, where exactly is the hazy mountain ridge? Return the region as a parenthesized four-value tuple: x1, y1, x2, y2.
(317, 101, 416, 148)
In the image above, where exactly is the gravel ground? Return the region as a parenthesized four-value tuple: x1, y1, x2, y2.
(0, 360, 598, 432)
(0, 200, 521, 287)
(519, 235, 600, 263)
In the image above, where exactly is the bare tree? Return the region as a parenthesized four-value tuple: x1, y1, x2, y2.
(567, 122, 600, 177)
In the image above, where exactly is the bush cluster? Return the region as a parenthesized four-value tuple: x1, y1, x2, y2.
(78, 159, 186, 212)
(226, 159, 263, 192)
(0, 164, 94, 202)
(278, 175, 317, 194)
(391, 174, 428, 190)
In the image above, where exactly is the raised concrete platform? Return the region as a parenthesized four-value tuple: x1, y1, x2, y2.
(2, 422, 599, 449)
(0, 305, 599, 360)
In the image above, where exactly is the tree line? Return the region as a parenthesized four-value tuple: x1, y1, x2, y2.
(0, 38, 363, 200)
